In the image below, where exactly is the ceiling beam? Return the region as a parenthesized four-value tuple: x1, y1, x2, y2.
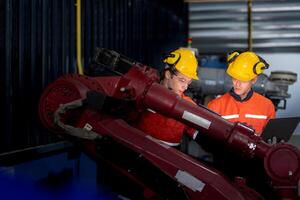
(185, 0, 272, 3)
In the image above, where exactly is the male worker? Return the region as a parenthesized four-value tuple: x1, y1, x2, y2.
(205, 51, 276, 187)
(208, 50, 276, 135)
(137, 48, 199, 147)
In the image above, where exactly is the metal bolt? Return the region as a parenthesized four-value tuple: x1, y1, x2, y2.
(120, 87, 126, 92)
(248, 143, 256, 150)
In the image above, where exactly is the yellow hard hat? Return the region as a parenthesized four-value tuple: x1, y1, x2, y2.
(163, 48, 199, 80)
(226, 51, 269, 81)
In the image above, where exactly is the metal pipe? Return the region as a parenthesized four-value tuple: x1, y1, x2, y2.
(76, 0, 84, 75)
(247, 0, 253, 51)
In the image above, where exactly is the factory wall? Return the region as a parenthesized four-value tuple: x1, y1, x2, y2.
(188, 0, 300, 142)
(0, 0, 188, 153)
(261, 53, 300, 138)
(261, 53, 300, 119)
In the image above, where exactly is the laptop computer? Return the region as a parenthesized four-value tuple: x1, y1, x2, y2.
(261, 117, 300, 142)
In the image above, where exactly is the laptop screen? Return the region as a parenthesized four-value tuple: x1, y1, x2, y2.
(261, 117, 300, 142)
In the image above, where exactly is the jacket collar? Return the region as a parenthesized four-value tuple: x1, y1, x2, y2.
(229, 87, 253, 102)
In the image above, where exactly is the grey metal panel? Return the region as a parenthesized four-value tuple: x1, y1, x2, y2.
(189, 1, 300, 53)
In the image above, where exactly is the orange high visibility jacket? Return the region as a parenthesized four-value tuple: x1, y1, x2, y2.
(137, 95, 197, 146)
(208, 91, 275, 135)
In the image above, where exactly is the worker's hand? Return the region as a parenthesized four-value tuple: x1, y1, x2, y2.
(267, 136, 284, 145)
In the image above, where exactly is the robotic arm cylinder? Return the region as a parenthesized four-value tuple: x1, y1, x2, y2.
(127, 66, 300, 200)
(143, 81, 271, 158)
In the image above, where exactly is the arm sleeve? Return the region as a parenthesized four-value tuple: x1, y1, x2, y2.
(268, 101, 276, 120)
(185, 127, 198, 139)
(207, 99, 220, 114)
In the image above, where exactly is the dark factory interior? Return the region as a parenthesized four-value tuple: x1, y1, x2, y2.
(1, 0, 300, 199)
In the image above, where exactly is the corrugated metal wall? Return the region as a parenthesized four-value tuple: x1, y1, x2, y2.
(0, 0, 188, 153)
(189, 0, 300, 53)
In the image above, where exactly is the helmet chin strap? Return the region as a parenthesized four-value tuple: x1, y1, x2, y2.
(162, 70, 174, 91)
(167, 81, 173, 91)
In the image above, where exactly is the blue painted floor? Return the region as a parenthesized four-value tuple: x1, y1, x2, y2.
(0, 144, 120, 200)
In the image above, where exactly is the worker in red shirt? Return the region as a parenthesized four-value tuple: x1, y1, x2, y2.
(208, 50, 276, 135)
(137, 48, 199, 147)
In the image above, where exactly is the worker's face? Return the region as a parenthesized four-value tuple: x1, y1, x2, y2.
(232, 77, 257, 100)
(164, 71, 192, 96)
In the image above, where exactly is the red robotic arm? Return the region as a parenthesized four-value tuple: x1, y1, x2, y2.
(39, 48, 300, 200)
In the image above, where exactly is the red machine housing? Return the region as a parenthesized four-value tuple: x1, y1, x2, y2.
(39, 62, 300, 200)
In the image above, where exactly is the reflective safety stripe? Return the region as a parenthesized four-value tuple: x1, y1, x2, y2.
(222, 114, 239, 119)
(192, 130, 199, 140)
(145, 135, 180, 147)
(147, 108, 156, 113)
(245, 114, 267, 119)
(158, 140, 180, 146)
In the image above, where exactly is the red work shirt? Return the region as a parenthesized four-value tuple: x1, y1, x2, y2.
(137, 95, 197, 146)
(208, 92, 275, 135)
